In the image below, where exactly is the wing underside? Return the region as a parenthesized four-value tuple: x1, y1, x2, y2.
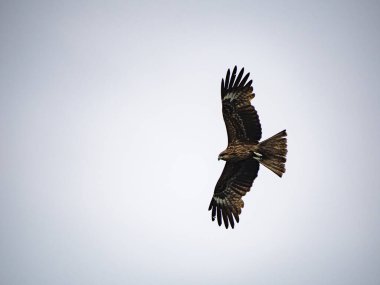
(221, 66, 262, 143)
(209, 67, 263, 229)
(208, 160, 260, 229)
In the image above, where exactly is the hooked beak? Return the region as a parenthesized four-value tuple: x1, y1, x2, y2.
(218, 155, 221, 161)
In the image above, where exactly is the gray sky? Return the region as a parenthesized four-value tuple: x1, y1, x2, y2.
(1, 0, 380, 284)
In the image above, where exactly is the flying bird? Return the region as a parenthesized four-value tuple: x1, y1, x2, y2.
(208, 66, 288, 229)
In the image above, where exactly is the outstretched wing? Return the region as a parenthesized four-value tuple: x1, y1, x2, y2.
(208, 160, 260, 229)
(221, 66, 262, 143)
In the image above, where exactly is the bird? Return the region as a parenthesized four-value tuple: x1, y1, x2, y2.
(208, 66, 288, 229)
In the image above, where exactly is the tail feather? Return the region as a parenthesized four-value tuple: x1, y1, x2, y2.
(258, 130, 287, 177)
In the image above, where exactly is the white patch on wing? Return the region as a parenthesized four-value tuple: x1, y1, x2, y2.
(215, 197, 223, 204)
(224, 92, 239, 102)
(253, 152, 263, 161)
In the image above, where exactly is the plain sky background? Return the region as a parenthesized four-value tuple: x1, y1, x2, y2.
(1, 0, 380, 284)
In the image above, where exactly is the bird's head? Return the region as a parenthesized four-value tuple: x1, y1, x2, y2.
(218, 151, 230, 161)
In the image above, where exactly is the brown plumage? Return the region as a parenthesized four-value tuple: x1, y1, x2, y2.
(208, 66, 288, 229)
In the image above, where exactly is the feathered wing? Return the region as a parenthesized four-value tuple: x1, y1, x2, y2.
(221, 66, 262, 143)
(208, 160, 260, 229)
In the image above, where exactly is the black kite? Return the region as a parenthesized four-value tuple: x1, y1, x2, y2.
(208, 66, 288, 229)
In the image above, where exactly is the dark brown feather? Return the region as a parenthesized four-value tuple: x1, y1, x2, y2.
(233, 68, 244, 88)
(221, 67, 261, 143)
(227, 210, 235, 229)
(229, 66, 237, 89)
(239, 72, 250, 88)
(221, 79, 224, 98)
(225, 69, 230, 90)
(208, 160, 260, 228)
(212, 205, 216, 221)
(222, 210, 229, 229)
(217, 206, 222, 226)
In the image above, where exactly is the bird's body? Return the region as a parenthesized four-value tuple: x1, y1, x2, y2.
(208, 66, 288, 229)
(218, 141, 260, 162)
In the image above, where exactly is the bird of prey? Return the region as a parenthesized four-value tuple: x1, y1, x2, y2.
(208, 66, 288, 229)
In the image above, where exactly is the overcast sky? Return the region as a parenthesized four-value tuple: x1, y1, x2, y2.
(1, 0, 380, 284)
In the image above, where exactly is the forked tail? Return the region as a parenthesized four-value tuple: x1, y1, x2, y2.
(258, 130, 287, 177)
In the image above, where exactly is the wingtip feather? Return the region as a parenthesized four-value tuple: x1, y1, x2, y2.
(222, 210, 229, 229)
(225, 69, 231, 89)
(239, 72, 250, 88)
(233, 67, 244, 88)
(212, 205, 216, 221)
(228, 66, 238, 89)
(217, 207, 222, 226)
